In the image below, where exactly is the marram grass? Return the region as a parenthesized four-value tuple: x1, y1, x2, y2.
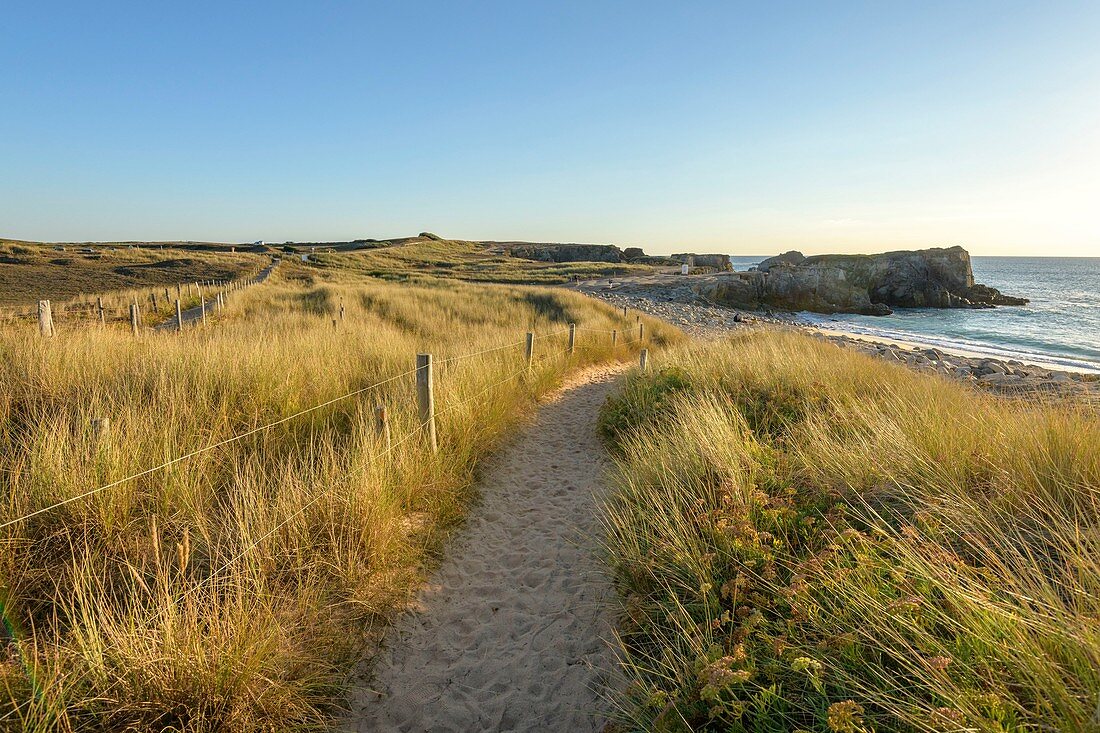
(0, 270, 678, 732)
(599, 330, 1100, 733)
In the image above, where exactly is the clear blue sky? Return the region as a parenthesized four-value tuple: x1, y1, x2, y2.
(3, 1, 1099, 255)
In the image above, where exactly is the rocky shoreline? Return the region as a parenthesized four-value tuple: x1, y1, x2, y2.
(573, 277, 1098, 400)
(813, 333, 1098, 398)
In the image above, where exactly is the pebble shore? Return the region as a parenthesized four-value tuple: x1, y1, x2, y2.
(574, 278, 1099, 400)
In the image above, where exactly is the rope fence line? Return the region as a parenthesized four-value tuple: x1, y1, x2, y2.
(0, 367, 419, 532)
(540, 326, 573, 337)
(435, 326, 575, 367)
(435, 347, 570, 420)
(0, 318, 644, 533)
(6, 261, 277, 336)
(160, 348, 585, 621)
(1, 312, 653, 638)
(438, 338, 526, 365)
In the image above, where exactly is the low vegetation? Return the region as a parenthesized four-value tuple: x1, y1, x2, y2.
(309, 235, 654, 284)
(599, 331, 1100, 732)
(0, 241, 266, 308)
(0, 266, 678, 731)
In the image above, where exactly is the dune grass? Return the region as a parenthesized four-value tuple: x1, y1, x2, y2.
(599, 330, 1100, 732)
(0, 241, 266, 309)
(309, 236, 655, 284)
(0, 270, 678, 731)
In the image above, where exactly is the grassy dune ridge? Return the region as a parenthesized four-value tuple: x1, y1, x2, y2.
(0, 241, 266, 309)
(599, 331, 1100, 732)
(0, 269, 678, 731)
(308, 237, 653, 284)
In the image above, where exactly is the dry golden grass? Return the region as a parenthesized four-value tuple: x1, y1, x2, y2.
(306, 236, 655, 284)
(0, 267, 679, 731)
(599, 330, 1100, 732)
(0, 241, 266, 309)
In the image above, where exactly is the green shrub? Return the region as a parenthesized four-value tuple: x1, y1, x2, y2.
(599, 366, 693, 445)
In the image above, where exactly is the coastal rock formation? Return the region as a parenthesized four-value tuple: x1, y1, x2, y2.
(671, 253, 733, 271)
(573, 279, 1095, 399)
(700, 246, 1027, 315)
(756, 250, 805, 271)
(507, 243, 625, 263)
(502, 243, 734, 269)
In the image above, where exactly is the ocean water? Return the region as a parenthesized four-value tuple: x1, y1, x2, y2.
(728, 256, 1100, 373)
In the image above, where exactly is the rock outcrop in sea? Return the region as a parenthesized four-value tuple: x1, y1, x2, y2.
(697, 246, 1027, 315)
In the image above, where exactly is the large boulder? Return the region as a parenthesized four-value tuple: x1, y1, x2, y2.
(766, 264, 892, 315)
(695, 245, 1026, 316)
(802, 246, 1026, 308)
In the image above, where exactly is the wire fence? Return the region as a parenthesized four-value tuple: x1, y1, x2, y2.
(0, 300, 658, 644)
(157, 348, 569, 618)
(0, 320, 642, 535)
(1, 258, 278, 333)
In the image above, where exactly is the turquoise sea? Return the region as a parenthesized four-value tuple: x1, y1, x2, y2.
(728, 256, 1100, 373)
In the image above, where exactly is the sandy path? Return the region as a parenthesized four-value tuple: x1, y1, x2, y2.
(343, 365, 625, 732)
(154, 259, 278, 330)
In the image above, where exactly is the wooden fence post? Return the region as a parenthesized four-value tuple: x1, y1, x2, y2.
(151, 292, 158, 313)
(612, 329, 617, 347)
(416, 353, 437, 453)
(525, 332, 534, 368)
(38, 300, 54, 337)
(200, 294, 207, 326)
(568, 323, 576, 354)
(164, 287, 169, 303)
(622, 305, 627, 318)
(129, 303, 139, 336)
(640, 348, 649, 372)
(374, 404, 392, 452)
(639, 322, 645, 342)
(176, 283, 182, 300)
(175, 299, 183, 332)
(97, 297, 105, 325)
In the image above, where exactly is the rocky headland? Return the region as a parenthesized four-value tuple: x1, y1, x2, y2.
(695, 245, 1027, 316)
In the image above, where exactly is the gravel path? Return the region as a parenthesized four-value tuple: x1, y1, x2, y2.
(343, 365, 625, 732)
